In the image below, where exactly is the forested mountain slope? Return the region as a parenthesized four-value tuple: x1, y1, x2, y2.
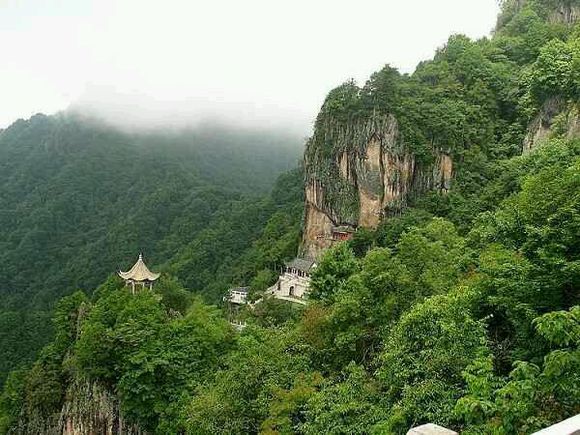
(0, 113, 302, 385)
(302, 0, 580, 256)
(4, 0, 580, 434)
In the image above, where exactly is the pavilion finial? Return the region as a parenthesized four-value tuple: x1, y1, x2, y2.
(119, 253, 160, 294)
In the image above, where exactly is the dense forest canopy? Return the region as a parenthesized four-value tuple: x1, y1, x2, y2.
(0, 113, 303, 386)
(3, 0, 580, 433)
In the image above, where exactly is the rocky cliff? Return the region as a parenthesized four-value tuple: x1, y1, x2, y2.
(299, 0, 580, 258)
(502, 0, 580, 25)
(549, 1, 580, 24)
(302, 113, 452, 258)
(12, 379, 144, 435)
(524, 99, 580, 152)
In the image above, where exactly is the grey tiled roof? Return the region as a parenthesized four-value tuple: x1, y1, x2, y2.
(285, 258, 316, 273)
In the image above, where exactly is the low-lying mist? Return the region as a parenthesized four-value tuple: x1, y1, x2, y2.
(67, 88, 313, 137)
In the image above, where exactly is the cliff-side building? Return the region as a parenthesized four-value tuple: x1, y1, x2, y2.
(118, 254, 160, 293)
(223, 286, 249, 330)
(225, 286, 249, 305)
(330, 225, 355, 242)
(269, 258, 316, 304)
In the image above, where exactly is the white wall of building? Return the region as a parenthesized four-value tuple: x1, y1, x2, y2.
(229, 290, 248, 304)
(270, 272, 311, 300)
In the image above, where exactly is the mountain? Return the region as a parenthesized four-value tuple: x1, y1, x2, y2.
(0, 113, 303, 385)
(302, 0, 580, 255)
(4, 0, 580, 434)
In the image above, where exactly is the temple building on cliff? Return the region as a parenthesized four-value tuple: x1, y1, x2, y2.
(118, 254, 160, 293)
(225, 286, 249, 305)
(268, 258, 317, 304)
(224, 286, 249, 330)
(316, 225, 356, 242)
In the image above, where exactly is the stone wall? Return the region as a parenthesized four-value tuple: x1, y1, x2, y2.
(270, 272, 311, 300)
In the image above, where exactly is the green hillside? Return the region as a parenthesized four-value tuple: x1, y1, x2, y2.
(4, 0, 580, 433)
(0, 113, 303, 385)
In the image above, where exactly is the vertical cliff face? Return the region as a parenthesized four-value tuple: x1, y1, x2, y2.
(13, 379, 144, 435)
(524, 98, 580, 152)
(302, 113, 452, 258)
(59, 381, 144, 435)
(501, 0, 580, 25)
(300, 0, 580, 258)
(549, 2, 580, 24)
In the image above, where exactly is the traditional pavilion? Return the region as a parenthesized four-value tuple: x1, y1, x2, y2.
(118, 254, 160, 293)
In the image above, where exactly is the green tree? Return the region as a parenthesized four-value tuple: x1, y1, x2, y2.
(457, 305, 580, 434)
(302, 364, 386, 435)
(309, 244, 359, 304)
(187, 327, 312, 434)
(378, 292, 490, 433)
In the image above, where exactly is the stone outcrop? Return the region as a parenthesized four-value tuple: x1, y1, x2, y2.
(302, 113, 452, 258)
(549, 2, 580, 24)
(523, 98, 566, 152)
(524, 98, 580, 152)
(12, 379, 144, 435)
(59, 381, 144, 435)
(506, 0, 580, 25)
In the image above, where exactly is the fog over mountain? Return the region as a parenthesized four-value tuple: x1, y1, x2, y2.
(67, 87, 310, 134)
(1, 0, 500, 133)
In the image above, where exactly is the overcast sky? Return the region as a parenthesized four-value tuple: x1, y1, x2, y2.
(1, 0, 500, 133)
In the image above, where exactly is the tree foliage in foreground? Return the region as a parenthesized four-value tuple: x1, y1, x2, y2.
(6, 136, 580, 434)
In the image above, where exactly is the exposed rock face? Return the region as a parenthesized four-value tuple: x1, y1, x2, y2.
(59, 381, 144, 435)
(302, 114, 452, 258)
(524, 98, 580, 152)
(549, 2, 580, 24)
(508, 0, 580, 25)
(523, 98, 566, 152)
(12, 380, 144, 435)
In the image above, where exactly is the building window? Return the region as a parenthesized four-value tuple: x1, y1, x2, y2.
(289, 286, 295, 297)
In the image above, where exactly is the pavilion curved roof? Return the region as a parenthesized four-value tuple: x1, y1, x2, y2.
(118, 254, 160, 282)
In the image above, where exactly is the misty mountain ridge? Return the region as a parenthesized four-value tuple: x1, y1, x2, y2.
(0, 111, 303, 383)
(1, 111, 302, 193)
(65, 88, 314, 135)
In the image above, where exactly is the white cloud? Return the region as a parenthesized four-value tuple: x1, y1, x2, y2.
(0, 0, 500, 133)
